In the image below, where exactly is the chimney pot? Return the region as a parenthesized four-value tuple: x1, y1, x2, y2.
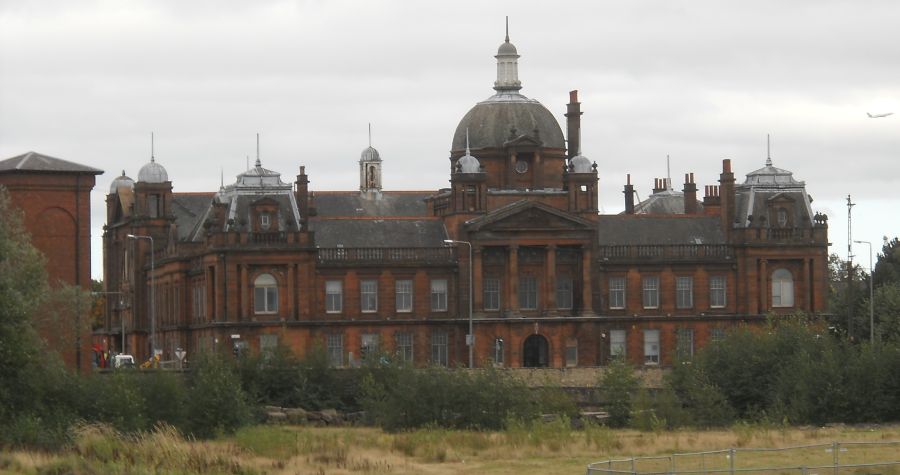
(569, 90, 578, 102)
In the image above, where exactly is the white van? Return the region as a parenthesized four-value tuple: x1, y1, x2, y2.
(113, 354, 135, 368)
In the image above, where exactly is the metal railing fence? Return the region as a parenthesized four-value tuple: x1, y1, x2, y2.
(587, 441, 900, 475)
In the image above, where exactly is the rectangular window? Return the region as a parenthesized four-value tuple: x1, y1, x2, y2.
(519, 276, 538, 310)
(148, 194, 160, 218)
(710, 276, 726, 308)
(431, 330, 449, 366)
(610, 329, 626, 360)
(710, 327, 726, 343)
(676, 328, 694, 360)
(395, 279, 413, 313)
(395, 332, 413, 363)
(644, 329, 660, 365)
(254, 286, 278, 313)
(642, 276, 659, 309)
(556, 277, 574, 310)
(360, 280, 378, 313)
(325, 280, 342, 313)
(360, 333, 379, 360)
(565, 337, 578, 367)
(327, 334, 344, 367)
(484, 278, 500, 311)
(493, 337, 504, 366)
(609, 277, 626, 309)
(676, 276, 693, 309)
(430, 279, 448, 311)
(259, 334, 278, 355)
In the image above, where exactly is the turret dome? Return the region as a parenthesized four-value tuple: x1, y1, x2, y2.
(137, 157, 168, 183)
(109, 170, 135, 193)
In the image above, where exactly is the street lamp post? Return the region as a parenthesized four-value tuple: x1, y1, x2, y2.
(444, 239, 474, 368)
(853, 240, 875, 343)
(127, 234, 156, 356)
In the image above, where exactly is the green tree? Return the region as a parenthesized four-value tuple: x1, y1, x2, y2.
(873, 237, 900, 287)
(599, 359, 639, 428)
(185, 352, 251, 438)
(870, 282, 900, 342)
(826, 253, 869, 341)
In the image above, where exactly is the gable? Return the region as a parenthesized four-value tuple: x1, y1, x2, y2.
(466, 201, 592, 233)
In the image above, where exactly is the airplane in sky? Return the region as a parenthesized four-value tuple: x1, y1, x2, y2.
(867, 112, 894, 118)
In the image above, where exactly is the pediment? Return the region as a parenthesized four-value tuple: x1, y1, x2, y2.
(466, 201, 593, 232)
(251, 197, 280, 207)
(766, 192, 796, 204)
(503, 134, 543, 148)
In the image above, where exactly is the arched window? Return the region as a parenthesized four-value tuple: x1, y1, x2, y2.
(254, 273, 278, 314)
(772, 268, 794, 307)
(777, 208, 788, 227)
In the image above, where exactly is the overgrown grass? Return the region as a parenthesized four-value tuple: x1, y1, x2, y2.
(6, 423, 898, 475)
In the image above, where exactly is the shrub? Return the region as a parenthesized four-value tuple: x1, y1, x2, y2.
(185, 352, 252, 438)
(599, 358, 638, 428)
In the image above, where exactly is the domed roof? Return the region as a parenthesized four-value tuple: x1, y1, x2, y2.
(743, 159, 802, 186)
(570, 154, 593, 173)
(497, 40, 518, 56)
(457, 154, 482, 173)
(109, 170, 135, 193)
(452, 98, 565, 151)
(360, 146, 381, 162)
(137, 157, 168, 183)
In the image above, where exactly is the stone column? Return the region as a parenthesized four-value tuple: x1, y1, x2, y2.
(288, 263, 296, 320)
(581, 247, 593, 316)
(240, 265, 249, 321)
(508, 245, 519, 314)
(473, 246, 484, 312)
(759, 258, 768, 311)
(544, 244, 557, 313)
(802, 258, 810, 311)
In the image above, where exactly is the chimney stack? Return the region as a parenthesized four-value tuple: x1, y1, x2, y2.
(652, 178, 667, 194)
(565, 90, 582, 160)
(683, 172, 697, 215)
(624, 174, 635, 214)
(719, 159, 736, 231)
(296, 165, 310, 224)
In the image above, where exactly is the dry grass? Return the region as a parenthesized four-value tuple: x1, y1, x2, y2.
(1, 423, 898, 475)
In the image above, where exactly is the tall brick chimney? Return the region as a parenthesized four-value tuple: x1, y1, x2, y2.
(719, 159, 736, 231)
(683, 173, 697, 215)
(624, 174, 635, 214)
(295, 166, 309, 225)
(565, 90, 582, 160)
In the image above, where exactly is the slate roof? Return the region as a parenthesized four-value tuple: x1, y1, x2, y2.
(309, 218, 447, 248)
(313, 191, 432, 217)
(171, 193, 214, 241)
(596, 215, 725, 246)
(0, 151, 102, 174)
(633, 190, 704, 215)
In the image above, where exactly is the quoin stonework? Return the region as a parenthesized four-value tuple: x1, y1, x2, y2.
(97, 33, 829, 368)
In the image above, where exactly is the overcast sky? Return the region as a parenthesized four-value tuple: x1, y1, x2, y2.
(1, 0, 898, 279)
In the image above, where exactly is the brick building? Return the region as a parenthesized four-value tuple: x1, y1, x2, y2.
(98, 34, 828, 368)
(0, 151, 102, 372)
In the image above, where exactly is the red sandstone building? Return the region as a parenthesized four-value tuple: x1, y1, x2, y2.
(0, 151, 102, 372)
(98, 34, 828, 368)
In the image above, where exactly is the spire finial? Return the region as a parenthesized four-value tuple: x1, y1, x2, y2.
(505, 16, 509, 42)
(150, 132, 155, 162)
(766, 134, 772, 167)
(465, 127, 471, 155)
(220, 167, 224, 189)
(256, 133, 261, 167)
(666, 154, 673, 191)
(368, 123, 372, 148)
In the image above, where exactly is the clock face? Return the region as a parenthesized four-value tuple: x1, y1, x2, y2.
(515, 159, 528, 174)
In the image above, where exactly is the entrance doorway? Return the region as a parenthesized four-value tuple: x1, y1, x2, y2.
(523, 334, 549, 367)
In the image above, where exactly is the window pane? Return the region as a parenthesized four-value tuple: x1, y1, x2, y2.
(644, 329, 660, 365)
(556, 277, 573, 309)
(772, 269, 794, 307)
(610, 329, 626, 359)
(361, 280, 378, 312)
(395, 279, 412, 312)
(565, 337, 578, 367)
(642, 276, 659, 309)
(431, 279, 448, 311)
(361, 333, 379, 360)
(326, 280, 342, 313)
(710, 328, 726, 343)
(676, 328, 694, 360)
(484, 278, 500, 311)
(609, 277, 626, 309)
(327, 334, 344, 367)
(395, 332, 413, 363)
(676, 276, 693, 309)
(710, 276, 726, 308)
(519, 276, 538, 309)
(260, 334, 278, 354)
(431, 330, 448, 366)
(494, 338, 504, 365)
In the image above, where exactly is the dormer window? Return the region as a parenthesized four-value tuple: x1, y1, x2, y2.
(260, 213, 271, 231)
(777, 208, 788, 227)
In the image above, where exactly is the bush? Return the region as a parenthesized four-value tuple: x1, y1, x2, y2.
(599, 359, 638, 428)
(185, 352, 252, 438)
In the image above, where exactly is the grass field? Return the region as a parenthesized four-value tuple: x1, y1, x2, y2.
(2, 423, 898, 475)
